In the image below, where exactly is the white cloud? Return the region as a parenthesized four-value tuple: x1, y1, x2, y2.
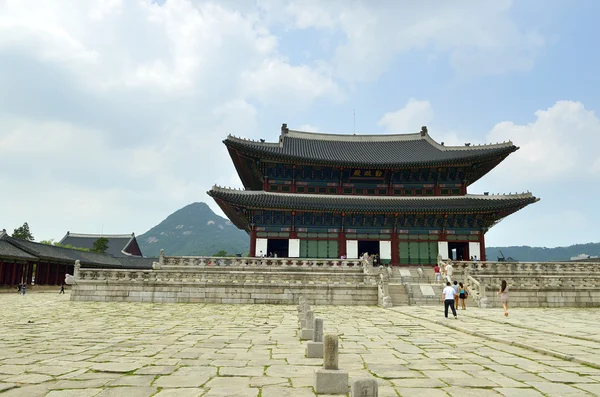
(240, 58, 342, 105)
(378, 99, 433, 133)
(259, 0, 544, 81)
(484, 101, 600, 185)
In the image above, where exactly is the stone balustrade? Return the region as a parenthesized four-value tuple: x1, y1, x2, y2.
(452, 260, 599, 275)
(158, 254, 364, 270)
(451, 260, 600, 308)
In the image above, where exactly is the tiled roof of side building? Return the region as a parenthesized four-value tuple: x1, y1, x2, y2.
(59, 232, 141, 257)
(208, 186, 539, 213)
(0, 239, 38, 260)
(224, 125, 518, 167)
(4, 236, 123, 267)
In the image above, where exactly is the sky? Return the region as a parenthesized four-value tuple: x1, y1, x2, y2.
(1, 0, 599, 248)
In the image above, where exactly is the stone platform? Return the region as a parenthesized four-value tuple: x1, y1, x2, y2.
(2, 293, 600, 396)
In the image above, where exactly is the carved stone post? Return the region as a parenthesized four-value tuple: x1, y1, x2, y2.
(315, 334, 348, 394)
(300, 310, 314, 340)
(306, 317, 324, 358)
(351, 378, 378, 397)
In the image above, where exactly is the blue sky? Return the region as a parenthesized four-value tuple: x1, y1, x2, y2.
(1, 0, 599, 249)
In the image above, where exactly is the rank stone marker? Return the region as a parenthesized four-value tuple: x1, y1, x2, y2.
(351, 378, 378, 397)
(314, 334, 348, 394)
(300, 310, 314, 340)
(306, 317, 324, 358)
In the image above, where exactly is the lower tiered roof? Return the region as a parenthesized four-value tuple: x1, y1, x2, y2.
(208, 187, 539, 230)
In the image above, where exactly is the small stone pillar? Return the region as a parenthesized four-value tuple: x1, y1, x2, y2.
(300, 310, 314, 340)
(306, 317, 324, 358)
(314, 334, 348, 394)
(351, 378, 378, 397)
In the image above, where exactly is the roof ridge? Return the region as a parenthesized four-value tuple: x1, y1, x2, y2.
(210, 187, 536, 201)
(66, 232, 135, 238)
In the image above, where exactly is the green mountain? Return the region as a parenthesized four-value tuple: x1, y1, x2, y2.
(138, 202, 249, 257)
(486, 243, 600, 262)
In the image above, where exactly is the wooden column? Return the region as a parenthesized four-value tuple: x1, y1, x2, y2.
(10, 263, 16, 286)
(52, 263, 58, 285)
(338, 214, 346, 258)
(480, 232, 486, 261)
(26, 263, 33, 285)
(0, 260, 3, 285)
(249, 229, 257, 257)
(391, 232, 399, 266)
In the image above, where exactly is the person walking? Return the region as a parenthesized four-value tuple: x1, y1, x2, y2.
(433, 264, 441, 283)
(442, 282, 457, 319)
(458, 282, 468, 310)
(445, 261, 454, 283)
(22, 284, 27, 295)
(60, 284, 65, 294)
(498, 280, 509, 317)
(452, 281, 459, 309)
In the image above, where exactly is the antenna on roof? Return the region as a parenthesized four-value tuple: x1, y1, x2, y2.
(353, 108, 356, 135)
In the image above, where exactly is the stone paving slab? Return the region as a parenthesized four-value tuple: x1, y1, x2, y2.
(1, 293, 600, 396)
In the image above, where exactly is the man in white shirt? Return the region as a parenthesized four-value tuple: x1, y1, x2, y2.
(445, 262, 454, 283)
(442, 281, 458, 319)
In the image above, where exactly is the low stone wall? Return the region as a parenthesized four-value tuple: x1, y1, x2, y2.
(71, 282, 378, 305)
(69, 257, 380, 305)
(452, 260, 600, 308)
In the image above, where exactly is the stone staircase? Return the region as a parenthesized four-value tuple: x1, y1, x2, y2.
(388, 266, 446, 306)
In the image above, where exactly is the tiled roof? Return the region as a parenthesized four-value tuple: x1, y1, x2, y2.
(115, 257, 156, 269)
(224, 127, 517, 167)
(59, 232, 140, 257)
(1, 235, 123, 267)
(0, 240, 37, 260)
(208, 187, 539, 214)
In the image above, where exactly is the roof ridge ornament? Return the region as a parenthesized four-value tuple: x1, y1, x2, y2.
(420, 126, 427, 137)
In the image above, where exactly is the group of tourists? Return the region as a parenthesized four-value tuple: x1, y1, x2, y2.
(441, 278, 510, 319)
(435, 259, 509, 318)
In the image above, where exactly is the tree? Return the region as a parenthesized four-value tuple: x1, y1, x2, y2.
(92, 237, 109, 254)
(12, 222, 34, 241)
(213, 250, 228, 257)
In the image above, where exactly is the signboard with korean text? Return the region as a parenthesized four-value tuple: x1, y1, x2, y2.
(350, 169, 385, 178)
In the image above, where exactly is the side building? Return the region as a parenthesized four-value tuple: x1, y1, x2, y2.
(59, 232, 143, 257)
(209, 124, 538, 265)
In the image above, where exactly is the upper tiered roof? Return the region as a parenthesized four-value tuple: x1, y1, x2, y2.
(225, 125, 518, 189)
(225, 125, 517, 168)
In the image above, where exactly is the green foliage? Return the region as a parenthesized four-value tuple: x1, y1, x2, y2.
(40, 239, 91, 252)
(12, 222, 34, 241)
(213, 250, 228, 257)
(92, 237, 109, 253)
(138, 202, 249, 257)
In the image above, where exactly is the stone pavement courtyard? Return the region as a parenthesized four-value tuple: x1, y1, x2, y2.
(1, 293, 600, 397)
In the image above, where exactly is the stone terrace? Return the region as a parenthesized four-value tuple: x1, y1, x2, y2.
(1, 294, 600, 396)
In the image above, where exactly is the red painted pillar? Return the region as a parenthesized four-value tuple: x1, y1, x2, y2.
(10, 263, 16, 286)
(338, 231, 346, 259)
(26, 263, 33, 285)
(480, 232, 486, 261)
(391, 232, 399, 266)
(249, 229, 257, 257)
